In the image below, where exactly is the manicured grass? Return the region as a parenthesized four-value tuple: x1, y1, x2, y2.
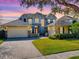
(69, 56, 79, 59)
(32, 38, 79, 55)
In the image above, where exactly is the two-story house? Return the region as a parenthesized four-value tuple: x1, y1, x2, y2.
(20, 12, 57, 36)
(0, 12, 56, 38)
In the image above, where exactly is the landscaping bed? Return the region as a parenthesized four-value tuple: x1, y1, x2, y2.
(0, 38, 4, 44)
(33, 38, 79, 55)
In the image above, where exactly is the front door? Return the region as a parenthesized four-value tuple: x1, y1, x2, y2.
(34, 26, 39, 34)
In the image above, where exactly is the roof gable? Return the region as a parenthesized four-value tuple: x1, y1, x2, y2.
(56, 16, 75, 26)
(2, 19, 29, 26)
(46, 13, 57, 20)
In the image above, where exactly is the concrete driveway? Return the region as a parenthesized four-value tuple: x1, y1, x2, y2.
(1, 39, 79, 59)
(0, 40, 42, 59)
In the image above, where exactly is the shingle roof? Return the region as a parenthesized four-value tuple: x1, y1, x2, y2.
(20, 12, 45, 20)
(48, 16, 77, 26)
(1, 19, 30, 26)
(0, 19, 15, 26)
(34, 12, 45, 19)
(55, 16, 75, 26)
(46, 13, 57, 20)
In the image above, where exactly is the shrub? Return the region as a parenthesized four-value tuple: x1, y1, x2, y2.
(49, 34, 57, 39)
(75, 33, 79, 39)
(31, 34, 39, 38)
(59, 34, 65, 39)
(0, 30, 6, 38)
(71, 22, 79, 34)
(49, 33, 79, 39)
(49, 34, 61, 39)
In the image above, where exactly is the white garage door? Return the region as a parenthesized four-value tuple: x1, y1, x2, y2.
(7, 28, 28, 38)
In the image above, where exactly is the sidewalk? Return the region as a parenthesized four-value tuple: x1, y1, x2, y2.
(29, 50, 79, 59)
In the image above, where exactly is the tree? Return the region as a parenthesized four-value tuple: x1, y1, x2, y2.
(71, 22, 79, 34)
(20, 0, 79, 16)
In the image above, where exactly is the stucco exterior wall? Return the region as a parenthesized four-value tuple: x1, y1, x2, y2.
(55, 26, 60, 34)
(48, 25, 69, 35)
(64, 26, 69, 34)
(48, 26, 55, 35)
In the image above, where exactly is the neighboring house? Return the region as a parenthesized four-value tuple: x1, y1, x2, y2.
(48, 16, 76, 35)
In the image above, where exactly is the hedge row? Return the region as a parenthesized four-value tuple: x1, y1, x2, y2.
(49, 33, 79, 39)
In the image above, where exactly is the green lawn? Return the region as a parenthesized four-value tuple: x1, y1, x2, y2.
(69, 56, 79, 59)
(32, 38, 79, 55)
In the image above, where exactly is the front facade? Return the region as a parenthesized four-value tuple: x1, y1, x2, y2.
(20, 12, 56, 36)
(1, 14, 77, 38)
(2, 13, 77, 38)
(1, 12, 56, 38)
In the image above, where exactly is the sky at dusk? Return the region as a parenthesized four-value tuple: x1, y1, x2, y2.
(0, 0, 52, 16)
(0, 0, 64, 24)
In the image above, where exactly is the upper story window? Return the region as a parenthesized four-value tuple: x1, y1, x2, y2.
(35, 18, 39, 23)
(24, 18, 26, 22)
(23, 18, 28, 22)
(28, 19, 32, 24)
(53, 20, 56, 24)
(48, 19, 51, 23)
(41, 19, 45, 27)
